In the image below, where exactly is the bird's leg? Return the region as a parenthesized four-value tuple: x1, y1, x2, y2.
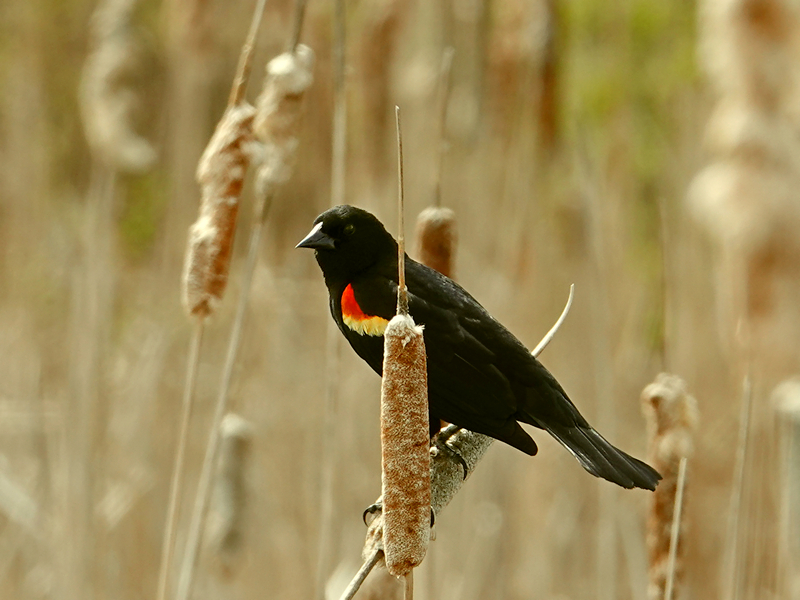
(431, 422, 468, 480)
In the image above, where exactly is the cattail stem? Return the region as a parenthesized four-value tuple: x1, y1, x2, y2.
(395, 106, 408, 316)
(156, 321, 204, 600)
(404, 571, 414, 600)
(288, 0, 309, 53)
(664, 457, 688, 600)
(338, 547, 383, 600)
(725, 373, 753, 600)
(228, 0, 268, 107)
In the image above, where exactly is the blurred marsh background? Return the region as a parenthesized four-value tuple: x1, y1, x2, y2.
(1, 0, 800, 599)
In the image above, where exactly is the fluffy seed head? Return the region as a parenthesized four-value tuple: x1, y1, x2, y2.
(182, 103, 257, 317)
(380, 314, 431, 577)
(253, 45, 315, 197)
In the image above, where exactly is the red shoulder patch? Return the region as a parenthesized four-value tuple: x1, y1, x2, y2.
(341, 284, 389, 336)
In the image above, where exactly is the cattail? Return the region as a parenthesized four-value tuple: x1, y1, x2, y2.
(253, 45, 315, 200)
(641, 373, 699, 600)
(181, 102, 257, 317)
(380, 314, 431, 578)
(415, 207, 457, 279)
(79, 0, 156, 173)
(206, 413, 253, 578)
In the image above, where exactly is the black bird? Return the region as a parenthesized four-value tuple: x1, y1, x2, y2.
(297, 205, 661, 491)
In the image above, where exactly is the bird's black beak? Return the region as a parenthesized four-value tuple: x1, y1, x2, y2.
(296, 222, 336, 250)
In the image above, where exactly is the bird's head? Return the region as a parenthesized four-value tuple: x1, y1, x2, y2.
(296, 205, 397, 286)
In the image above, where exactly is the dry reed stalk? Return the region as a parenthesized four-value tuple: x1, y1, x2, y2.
(79, 0, 156, 173)
(641, 373, 699, 600)
(206, 413, 253, 578)
(176, 36, 315, 600)
(415, 207, 457, 279)
(772, 378, 800, 597)
(315, 2, 347, 597)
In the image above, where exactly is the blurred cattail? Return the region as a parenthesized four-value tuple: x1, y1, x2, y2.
(690, 0, 800, 356)
(206, 413, 253, 578)
(79, 0, 156, 173)
(380, 314, 431, 578)
(181, 102, 257, 317)
(253, 45, 315, 200)
(357, 0, 407, 185)
(415, 206, 457, 279)
(641, 373, 699, 600)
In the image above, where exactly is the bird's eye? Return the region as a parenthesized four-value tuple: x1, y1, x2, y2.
(344, 224, 356, 236)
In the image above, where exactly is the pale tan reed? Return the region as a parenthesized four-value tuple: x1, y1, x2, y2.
(641, 373, 699, 600)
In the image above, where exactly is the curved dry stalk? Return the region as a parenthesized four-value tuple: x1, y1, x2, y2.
(155, 321, 204, 600)
(533, 284, 574, 358)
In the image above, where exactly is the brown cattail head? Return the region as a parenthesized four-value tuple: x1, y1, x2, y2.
(207, 413, 253, 578)
(641, 373, 699, 600)
(182, 102, 256, 317)
(415, 207, 457, 278)
(79, 0, 157, 172)
(253, 45, 315, 199)
(380, 314, 431, 577)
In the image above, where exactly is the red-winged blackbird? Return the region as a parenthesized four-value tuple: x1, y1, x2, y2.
(298, 205, 661, 491)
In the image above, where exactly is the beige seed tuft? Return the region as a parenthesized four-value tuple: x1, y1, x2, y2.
(79, 0, 156, 173)
(253, 45, 315, 198)
(380, 314, 431, 577)
(181, 103, 257, 317)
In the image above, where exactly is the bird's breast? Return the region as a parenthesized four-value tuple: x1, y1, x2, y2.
(341, 283, 389, 336)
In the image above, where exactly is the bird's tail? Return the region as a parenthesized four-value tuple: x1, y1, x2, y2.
(544, 422, 661, 490)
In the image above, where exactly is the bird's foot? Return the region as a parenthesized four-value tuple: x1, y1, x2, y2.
(431, 424, 468, 480)
(363, 502, 382, 526)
